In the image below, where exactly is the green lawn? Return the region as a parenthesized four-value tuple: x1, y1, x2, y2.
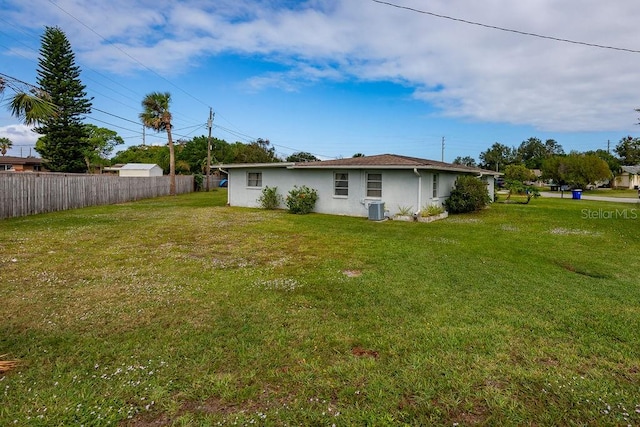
(1, 191, 639, 426)
(583, 188, 639, 198)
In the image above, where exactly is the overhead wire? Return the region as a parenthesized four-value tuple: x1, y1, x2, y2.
(370, 0, 640, 54)
(46, 0, 212, 109)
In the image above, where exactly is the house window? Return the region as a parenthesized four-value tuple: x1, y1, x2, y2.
(334, 172, 349, 196)
(366, 173, 382, 197)
(0, 164, 12, 171)
(247, 172, 262, 187)
(432, 173, 439, 198)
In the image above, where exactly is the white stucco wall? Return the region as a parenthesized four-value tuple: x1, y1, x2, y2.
(616, 173, 640, 189)
(226, 167, 488, 217)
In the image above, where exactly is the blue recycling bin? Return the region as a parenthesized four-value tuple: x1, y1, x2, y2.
(571, 189, 582, 200)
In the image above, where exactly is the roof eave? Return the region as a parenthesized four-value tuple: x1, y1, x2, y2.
(217, 162, 294, 169)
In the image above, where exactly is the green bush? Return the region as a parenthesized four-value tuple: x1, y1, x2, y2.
(193, 174, 204, 191)
(257, 186, 283, 209)
(444, 175, 490, 214)
(286, 185, 319, 214)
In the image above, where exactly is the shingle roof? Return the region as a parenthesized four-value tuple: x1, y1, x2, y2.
(621, 165, 640, 175)
(291, 154, 499, 175)
(0, 156, 43, 165)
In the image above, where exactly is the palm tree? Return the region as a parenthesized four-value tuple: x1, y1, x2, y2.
(1, 74, 57, 125)
(0, 137, 12, 156)
(139, 92, 176, 195)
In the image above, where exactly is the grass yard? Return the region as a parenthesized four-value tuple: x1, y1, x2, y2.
(1, 190, 639, 426)
(583, 188, 639, 198)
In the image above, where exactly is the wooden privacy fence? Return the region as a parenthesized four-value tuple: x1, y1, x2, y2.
(0, 172, 194, 220)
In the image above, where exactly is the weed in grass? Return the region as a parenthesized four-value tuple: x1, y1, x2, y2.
(251, 278, 304, 291)
(549, 227, 602, 236)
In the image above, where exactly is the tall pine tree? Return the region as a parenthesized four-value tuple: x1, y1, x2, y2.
(35, 26, 92, 172)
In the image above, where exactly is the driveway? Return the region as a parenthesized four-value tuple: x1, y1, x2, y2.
(540, 191, 640, 204)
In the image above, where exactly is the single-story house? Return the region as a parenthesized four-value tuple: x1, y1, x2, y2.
(0, 156, 45, 172)
(219, 154, 501, 217)
(116, 163, 163, 177)
(614, 165, 640, 189)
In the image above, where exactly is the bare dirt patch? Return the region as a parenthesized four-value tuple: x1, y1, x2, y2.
(342, 270, 362, 277)
(351, 347, 379, 359)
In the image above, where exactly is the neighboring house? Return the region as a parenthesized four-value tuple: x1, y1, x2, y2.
(0, 156, 45, 172)
(116, 163, 163, 177)
(220, 154, 500, 217)
(614, 165, 640, 189)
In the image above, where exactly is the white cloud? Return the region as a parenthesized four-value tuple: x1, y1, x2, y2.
(5, 0, 640, 133)
(0, 124, 40, 157)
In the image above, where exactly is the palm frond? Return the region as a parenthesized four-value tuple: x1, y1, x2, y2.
(8, 91, 58, 125)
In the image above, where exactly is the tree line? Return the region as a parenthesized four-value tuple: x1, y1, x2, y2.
(453, 136, 640, 189)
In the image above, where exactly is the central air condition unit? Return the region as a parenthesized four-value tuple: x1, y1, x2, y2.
(368, 201, 385, 221)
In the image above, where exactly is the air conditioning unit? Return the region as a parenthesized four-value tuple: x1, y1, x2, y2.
(368, 201, 385, 221)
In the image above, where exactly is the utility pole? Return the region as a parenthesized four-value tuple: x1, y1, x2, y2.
(441, 136, 445, 162)
(607, 139, 610, 153)
(206, 108, 214, 191)
(142, 126, 146, 146)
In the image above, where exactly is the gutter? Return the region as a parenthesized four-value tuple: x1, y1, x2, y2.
(413, 168, 422, 215)
(218, 167, 230, 205)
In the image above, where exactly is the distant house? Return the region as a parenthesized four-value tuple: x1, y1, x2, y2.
(615, 165, 640, 189)
(0, 156, 45, 172)
(220, 154, 500, 218)
(116, 163, 163, 177)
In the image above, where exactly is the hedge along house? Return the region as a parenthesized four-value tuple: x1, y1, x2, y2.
(220, 154, 501, 218)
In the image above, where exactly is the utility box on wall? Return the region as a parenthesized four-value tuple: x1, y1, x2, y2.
(368, 201, 385, 221)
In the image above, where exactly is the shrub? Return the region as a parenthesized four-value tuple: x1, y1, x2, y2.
(257, 186, 283, 209)
(193, 173, 204, 191)
(421, 204, 444, 217)
(444, 175, 491, 214)
(286, 185, 318, 214)
(397, 205, 413, 216)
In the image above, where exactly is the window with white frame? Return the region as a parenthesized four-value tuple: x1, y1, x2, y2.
(366, 173, 382, 197)
(247, 172, 262, 187)
(432, 173, 439, 198)
(0, 164, 12, 171)
(334, 172, 349, 196)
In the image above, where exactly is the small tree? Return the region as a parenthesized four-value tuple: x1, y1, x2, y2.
(258, 186, 283, 209)
(504, 164, 536, 183)
(542, 153, 610, 189)
(83, 124, 124, 171)
(286, 185, 318, 214)
(444, 175, 490, 214)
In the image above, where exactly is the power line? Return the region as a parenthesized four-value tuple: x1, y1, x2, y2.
(46, 0, 212, 108)
(370, 0, 640, 54)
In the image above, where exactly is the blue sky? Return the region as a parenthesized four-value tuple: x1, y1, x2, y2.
(1, 0, 640, 162)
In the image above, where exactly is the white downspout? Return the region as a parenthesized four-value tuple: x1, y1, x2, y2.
(218, 168, 230, 205)
(413, 168, 422, 215)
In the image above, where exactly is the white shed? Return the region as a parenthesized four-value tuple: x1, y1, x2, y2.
(118, 163, 163, 177)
